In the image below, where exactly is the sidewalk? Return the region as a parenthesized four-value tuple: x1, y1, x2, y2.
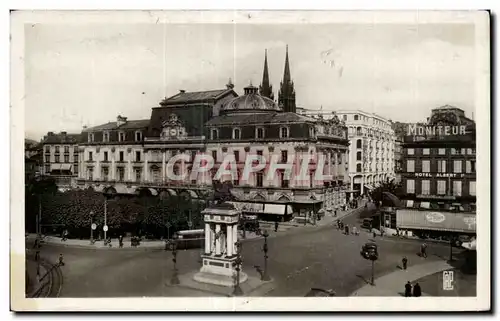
(26, 234, 166, 250)
(350, 260, 453, 297)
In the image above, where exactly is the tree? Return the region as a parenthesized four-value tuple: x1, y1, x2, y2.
(369, 178, 403, 208)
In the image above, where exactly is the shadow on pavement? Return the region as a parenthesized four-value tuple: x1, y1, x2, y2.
(355, 274, 371, 285)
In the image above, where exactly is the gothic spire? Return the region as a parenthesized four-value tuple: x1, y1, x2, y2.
(259, 49, 274, 100)
(278, 44, 296, 113)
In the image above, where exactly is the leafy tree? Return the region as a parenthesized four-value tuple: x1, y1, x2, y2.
(369, 178, 403, 208)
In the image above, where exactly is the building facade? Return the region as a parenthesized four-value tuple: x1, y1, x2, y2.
(42, 132, 81, 190)
(336, 110, 396, 197)
(396, 106, 476, 238)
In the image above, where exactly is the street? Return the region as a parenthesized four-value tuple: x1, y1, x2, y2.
(29, 213, 465, 297)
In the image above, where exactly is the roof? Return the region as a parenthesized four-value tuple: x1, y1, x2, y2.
(205, 112, 316, 126)
(160, 89, 234, 105)
(43, 133, 81, 144)
(83, 119, 150, 132)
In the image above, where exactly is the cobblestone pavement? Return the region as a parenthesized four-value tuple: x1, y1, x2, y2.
(27, 212, 466, 297)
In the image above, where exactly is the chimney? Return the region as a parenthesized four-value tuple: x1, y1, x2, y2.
(117, 115, 127, 127)
(179, 89, 186, 93)
(226, 78, 235, 90)
(61, 131, 67, 135)
(47, 132, 54, 136)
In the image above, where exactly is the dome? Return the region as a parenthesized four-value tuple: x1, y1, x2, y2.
(221, 84, 282, 114)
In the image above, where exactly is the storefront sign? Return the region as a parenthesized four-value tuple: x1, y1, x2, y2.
(425, 212, 446, 223)
(413, 173, 464, 178)
(407, 125, 467, 136)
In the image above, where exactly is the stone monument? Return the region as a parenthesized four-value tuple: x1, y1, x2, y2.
(193, 202, 247, 287)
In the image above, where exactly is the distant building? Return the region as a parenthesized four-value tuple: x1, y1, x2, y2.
(391, 121, 409, 183)
(336, 110, 396, 198)
(42, 132, 81, 190)
(25, 139, 42, 182)
(396, 106, 476, 238)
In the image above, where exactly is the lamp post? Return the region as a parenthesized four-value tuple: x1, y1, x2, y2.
(261, 230, 271, 281)
(90, 211, 94, 244)
(232, 241, 243, 296)
(170, 233, 180, 285)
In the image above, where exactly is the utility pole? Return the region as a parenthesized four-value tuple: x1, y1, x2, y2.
(104, 198, 107, 240)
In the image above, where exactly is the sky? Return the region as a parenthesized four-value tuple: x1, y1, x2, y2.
(24, 22, 476, 140)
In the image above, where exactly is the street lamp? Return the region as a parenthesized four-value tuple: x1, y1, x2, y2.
(89, 211, 94, 244)
(261, 230, 271, 281)
(232, 241, 243, 296)
(170, 233, 180, 285)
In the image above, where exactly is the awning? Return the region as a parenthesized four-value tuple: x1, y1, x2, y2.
(364, 184, 374, 191)
(227, 202, 293, 216)
(148, 188, 158, 196)
(396, 210, 476, 233)
(185, 190, 198, 199)
(166, 189, 177, 196)
(263, 204, 293, 215)
(60, 164, 72, 171)
(462, 240, 476, 250)
(345, 189, 359, 193)
(50, 164, 61, 171)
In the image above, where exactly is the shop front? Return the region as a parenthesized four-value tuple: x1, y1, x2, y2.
(396, 209, 476, 239)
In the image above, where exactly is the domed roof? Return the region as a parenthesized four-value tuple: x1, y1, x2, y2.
(221, 84, 281, 114)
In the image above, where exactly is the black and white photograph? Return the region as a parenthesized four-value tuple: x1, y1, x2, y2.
(10, 9, 490, 312)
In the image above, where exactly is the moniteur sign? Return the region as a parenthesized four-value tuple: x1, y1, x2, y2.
(407, 125, 467, 136)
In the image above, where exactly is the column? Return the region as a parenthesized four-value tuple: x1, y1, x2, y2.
(144, 152, 149, 182)
(162, 151, 166, 183)
(226, 224, 233, 257)
(215, 224, 221, 256)
(205, 223, 211, 254)
(232, 224, 238, 254)
(111, 158, 116, 180)
(128, 156, 132, 181)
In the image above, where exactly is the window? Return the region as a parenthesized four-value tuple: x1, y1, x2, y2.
(354, 115, 359, 120)
(281, 150, 288, 163)
(233, 128, 241, 139)
(406, 179, 415, 193)
(45, 146, 50, 153)
(420, 202, 431, 209)
(423, 148, 430, 155)
(88, 167, 94, 180)
(356, 139, 362, 148)
(54, 155, 60, 163)
(233, 170, 241, 186)
(118, 132, 125, 142)
(422, 160, 430, 173)
(234, 150, 240, 162)
(45, 155, 50, 163)
(453, 181, 462, 196)
(280, 127, 289, 138)
(135, 131, 142, 142)
(256, 172, 264, 187)
(438, 148, 446, 155)
(135, 168, 142, 182)
(212, 150, 217, 162)
(466, 160, 472, 173)
(406, 200, 414, 208)
(421, 180, 430, 195)
(117, 168, 125, 181)
(468, 148, 476, 155)
(64, 146, 69, 153)
(356, 127, 362, 136)
(437, 160, 447, 173)
(356, 164, 362, 172)
(453, 160, 462, 173)
(256, 127, 265, 139)
(104, 151, 108, 162)
(310, 171, 315, 187)
(103, 132, 109, 142)
(356, 151, 362, 161)
(343, 115, 347, 121)
(88, 152, 93, 161)
(280, 171, 289, 188)
(461, 148, 466, 155)
(55, 146, 60, 153)
(88, 133, 94, 142)
(407, 148, 414, 155)
(211, 129, 218, 140)
(64, 155, 69, 163)
(469, 181, 476, 196)
(119, 151, 124, 162)
(135, 151, 141, 162)
(102, 167, 109, 181)
(471, 160, 476, 173)
(407, 160, 415, 172)
(309, 127, 315, 138)
(437, 180, 446, 195)
(44, 164, 50, 173)
(257, 150, 263, 156)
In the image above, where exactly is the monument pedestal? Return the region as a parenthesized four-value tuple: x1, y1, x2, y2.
(193, 254, 248, 287)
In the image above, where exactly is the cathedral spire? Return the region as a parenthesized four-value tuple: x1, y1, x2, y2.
(278, 44, 296, 113)
(259, 49, 274, 100)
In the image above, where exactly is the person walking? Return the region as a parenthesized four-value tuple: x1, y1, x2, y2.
(413, 283, 422, 297)
(402, 256, 408, 270)
(404, 281, 412, 297)
(58, 253, 65, 266)
(274, 221, 279, 233)
(119, 235, 124, 248)
(421, 243, 428, 258)
(334, 209, 337, 217)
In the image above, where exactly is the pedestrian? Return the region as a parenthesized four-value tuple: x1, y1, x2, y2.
(345, 224, 349, 235)
(402, 256, 408, 270)
(352, 226, 358, 236)
(413, 282, 422, 297)
(35, 250, 40, 262)
(421, 243, 428, 258)
(274, 221, 279, 233)
(372, 229, 377, 238)
(58, 253, 65, 266)
(405, 281, 412, 297)
(396, 228, 400, 237)
(334, 209, 337, 217)
(119, 235, 124, 248)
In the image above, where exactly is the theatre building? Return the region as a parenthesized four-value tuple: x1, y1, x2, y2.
(395, 106, 476, 239)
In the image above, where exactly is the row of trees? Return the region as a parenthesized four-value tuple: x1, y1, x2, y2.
(25, 178, 207, 239)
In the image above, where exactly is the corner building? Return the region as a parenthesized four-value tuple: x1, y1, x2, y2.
(397, 106, 476, 239)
